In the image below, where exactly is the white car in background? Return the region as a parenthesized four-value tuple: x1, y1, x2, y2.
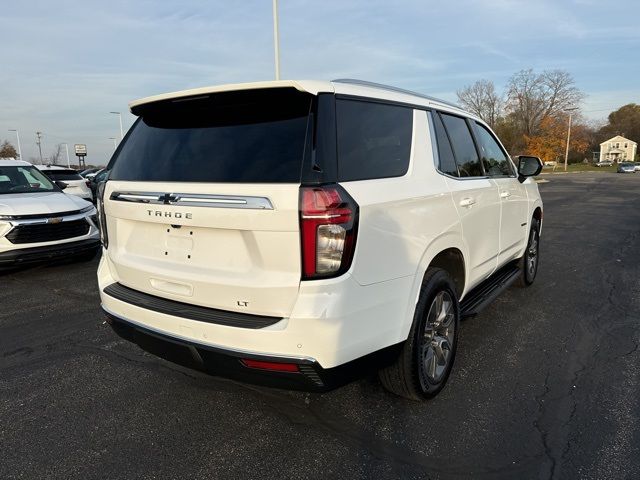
(36, 165, 93, 201)
(0, 160, 100, 268)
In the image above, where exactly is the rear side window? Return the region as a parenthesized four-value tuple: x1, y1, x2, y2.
(440, 114, 484, 177)
(474, 123, 513, 176)
(336, 99, 412, 181)
(42, 170, 83, 181)
(431, 112, 459, 177)
(109, 89, 313, 183)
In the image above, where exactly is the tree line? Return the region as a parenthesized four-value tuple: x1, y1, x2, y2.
(0, 141, 66, 164)
(457, 69, 640, 163)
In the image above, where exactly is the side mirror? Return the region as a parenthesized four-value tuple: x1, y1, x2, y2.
(515, 156, 543, 183)
(55, 180, 68, 190)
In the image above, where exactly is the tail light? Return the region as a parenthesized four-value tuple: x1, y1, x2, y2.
(299, 184, 358, 280)
(96, 182, 109, 249)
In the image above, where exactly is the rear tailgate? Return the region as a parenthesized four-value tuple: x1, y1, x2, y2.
(104, 181, 301, 318)
(102, 87, 315, 319)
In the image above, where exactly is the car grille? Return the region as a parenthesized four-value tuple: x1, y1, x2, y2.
(5, 220, 90, 244)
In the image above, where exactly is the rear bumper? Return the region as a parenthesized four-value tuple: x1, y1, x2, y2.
(103, 306, 400, 391)
(0, 238, 100, 267)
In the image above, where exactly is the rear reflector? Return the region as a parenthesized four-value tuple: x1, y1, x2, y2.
(241, 359, 300, 373)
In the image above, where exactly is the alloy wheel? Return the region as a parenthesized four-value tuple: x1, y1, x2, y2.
(422, 291, 456, 384)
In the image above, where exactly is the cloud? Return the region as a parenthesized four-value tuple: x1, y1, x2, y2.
(1, 0, 638, 163)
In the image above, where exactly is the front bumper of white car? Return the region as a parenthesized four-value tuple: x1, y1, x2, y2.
(0, 206, 100, 267)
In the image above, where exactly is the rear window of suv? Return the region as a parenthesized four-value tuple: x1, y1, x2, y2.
(41, 169, 83, 181)
(336, 99, 413, 181)
(109, 88, 313, 183)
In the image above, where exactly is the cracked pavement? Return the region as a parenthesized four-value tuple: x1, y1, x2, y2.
(1, 172, 639, 479)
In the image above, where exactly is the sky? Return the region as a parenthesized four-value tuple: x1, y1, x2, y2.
(1, 0, 639, 166)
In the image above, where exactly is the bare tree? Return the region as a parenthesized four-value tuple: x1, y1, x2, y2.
(0, 140, 18, 159)
(456, 80, 503, 128)
(506, 69, 584, 136)
(49, 143, 63, 165)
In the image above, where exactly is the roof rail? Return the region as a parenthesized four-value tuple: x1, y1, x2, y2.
(332, 78, 460, 109)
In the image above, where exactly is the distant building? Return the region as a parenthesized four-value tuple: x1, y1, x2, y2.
(599, 135, 637, 163)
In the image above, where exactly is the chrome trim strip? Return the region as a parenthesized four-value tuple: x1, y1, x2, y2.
(100, 304, 315, 363)
(110, 191, 274, 210)
(8, 211, 92, 226)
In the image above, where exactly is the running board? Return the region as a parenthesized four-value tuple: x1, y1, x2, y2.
(460, 263, 521, 318)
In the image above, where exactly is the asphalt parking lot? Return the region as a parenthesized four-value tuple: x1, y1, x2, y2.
(1, 172, 639, 480)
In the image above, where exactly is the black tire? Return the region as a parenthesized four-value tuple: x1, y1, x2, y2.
(378, 267, 460, 401)
(517, 218, 540, 287)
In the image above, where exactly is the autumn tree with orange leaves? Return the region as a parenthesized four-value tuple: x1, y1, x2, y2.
(524, 115, 590, 163)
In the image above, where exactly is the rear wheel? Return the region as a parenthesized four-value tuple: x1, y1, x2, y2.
(379, 268, 460, 401)
(517, 218, 540, 287)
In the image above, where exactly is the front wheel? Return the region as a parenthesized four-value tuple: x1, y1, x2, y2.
(378, 268, 460, 401)
(517, 218, 540, 287)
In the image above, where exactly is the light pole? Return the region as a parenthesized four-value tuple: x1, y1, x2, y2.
(109, 137, 117, 151)
(272, 0, 281, 80)
(8, 129, 22, 160)
(564, 107, 579, 172)
(61, 143, 71, 168)
(110, 111, 124, 141)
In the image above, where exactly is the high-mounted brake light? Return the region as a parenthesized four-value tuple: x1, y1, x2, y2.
(299, 184, 358, 279)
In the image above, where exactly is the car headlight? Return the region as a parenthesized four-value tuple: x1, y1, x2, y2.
(0, 214, 15, 221)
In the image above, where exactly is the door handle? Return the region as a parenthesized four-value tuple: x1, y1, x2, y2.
(500, 191, 511, 199)
(459, 197, 476, 207)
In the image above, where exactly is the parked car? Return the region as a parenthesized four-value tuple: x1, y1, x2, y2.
(36, 165, 93, 201)
(634, 163, 640, 172)
(80, 167, 102, 178)
(595, 160, 613, 167)
(617, 162, 636, 173)
(88, 168, 109, 202)
(97, 79, 543, 400)
(0, 160, 100, 268)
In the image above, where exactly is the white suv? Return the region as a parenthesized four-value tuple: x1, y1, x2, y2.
(0, 160, 100, 267)
(36, 165, 93, 201)
(98, 80, 543, 400)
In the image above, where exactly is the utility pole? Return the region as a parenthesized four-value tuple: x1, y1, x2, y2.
(564, 107, 578, 172)
(35, 131, 43, 164)
(272, 0, 281, 80)
(8, 129, 22, 160)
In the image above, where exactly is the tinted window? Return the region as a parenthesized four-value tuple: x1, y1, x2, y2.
(42, 169, 83, 181)
(441, 114, 483, 177)
(336, 100, 412, 181)
(474, 123, 513, 176)
(109, 89, 312, 183)
(431, 112, 458, 177)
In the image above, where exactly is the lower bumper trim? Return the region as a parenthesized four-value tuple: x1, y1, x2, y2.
(0, 238, 100, 266)
(103, 307, 403, 392)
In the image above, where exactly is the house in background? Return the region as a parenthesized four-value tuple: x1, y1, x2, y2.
(599, 135, 637, 162)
